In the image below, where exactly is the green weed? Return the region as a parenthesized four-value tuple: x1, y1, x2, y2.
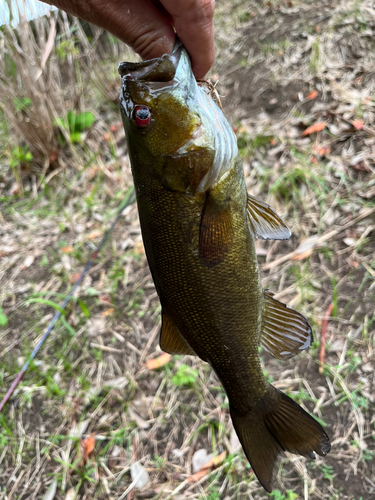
(270, 489, 298, 500)
(171, 364, 199, 387)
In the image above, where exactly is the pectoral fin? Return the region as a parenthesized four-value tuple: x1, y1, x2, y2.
(246, 194, 290, 240)
(160, 311, 196, 356)
(199, 193, 234, 267)
(261, 292, 312, 359)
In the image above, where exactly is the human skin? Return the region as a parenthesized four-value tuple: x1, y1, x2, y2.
(41, 0, 215, 78)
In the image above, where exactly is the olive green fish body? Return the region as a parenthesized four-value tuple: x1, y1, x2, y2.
(132, 155, 266, 413)
(119, 43, 330, 492)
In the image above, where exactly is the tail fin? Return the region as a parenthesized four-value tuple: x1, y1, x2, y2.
(230, 387, 331, 492)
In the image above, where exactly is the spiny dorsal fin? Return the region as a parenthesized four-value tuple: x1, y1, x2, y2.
(199, 193, 234, 267)
(261, 292, 312, 359)
(246, 194, 290, 240)
(160, 311, 196, 356)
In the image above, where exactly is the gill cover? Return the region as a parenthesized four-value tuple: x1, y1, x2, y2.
(119, 41, 238, 193)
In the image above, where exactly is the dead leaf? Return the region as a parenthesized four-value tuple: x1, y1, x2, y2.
(351, 160, 371, 173)
(291, 235, 319, 261)
(42, 480, 57, 500)
(61, 246, 74, 254)
(343, 238, 356, 246)
(291, 249, 314, 260)
(23, 254, 35, 268)
(313, 144, 331, 156)
(40, 17, 56, 71)
(128, 407, 150, 429)
(80, 433, 95, 465)
(145, 353, 172, 370)
(88, 229, 102, 240)
(69, 272, 81, 284)
(99, 294, 112, 304)
(302, 122, 327, 136)
(188, 451, 227, 482)
(101, 308, 114, 316)
(192, 449, 213, 473)
(352, 119, 364, 130)
(64, 488, 76, 500)
(306, 89, 318, 100)
(130, 462, 150, 489)
(87, 317, 106, 336)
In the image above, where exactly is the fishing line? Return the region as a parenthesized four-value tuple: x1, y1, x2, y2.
(0, 186, 136, 413)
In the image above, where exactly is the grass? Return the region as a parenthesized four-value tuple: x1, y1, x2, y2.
(1, 0, 375, 499)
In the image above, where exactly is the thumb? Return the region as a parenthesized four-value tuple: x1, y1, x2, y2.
(88, 0, 176, 60)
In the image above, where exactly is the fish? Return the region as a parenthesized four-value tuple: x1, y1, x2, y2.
(118, 41, 331, 492)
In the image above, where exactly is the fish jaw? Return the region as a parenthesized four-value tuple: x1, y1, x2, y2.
(119, 43, 202, 159)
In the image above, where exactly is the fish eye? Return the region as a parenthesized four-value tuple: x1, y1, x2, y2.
(134, 105, 151, 127)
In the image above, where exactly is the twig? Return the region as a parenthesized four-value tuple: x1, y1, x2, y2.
(319, 303, 334, 374)
(0, 187, 135, 413)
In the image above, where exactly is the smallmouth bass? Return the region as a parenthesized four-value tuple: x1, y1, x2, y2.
(119, 42, 331, 492)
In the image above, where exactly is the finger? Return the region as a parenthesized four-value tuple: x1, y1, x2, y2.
(160, 0, 215, 78)
(45, 0, 176, 60)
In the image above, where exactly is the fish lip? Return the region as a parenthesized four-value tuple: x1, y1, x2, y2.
(118, 41, 183, 83)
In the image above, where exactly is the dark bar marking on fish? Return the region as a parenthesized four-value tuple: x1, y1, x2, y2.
(231, 387, 331, 492)
(160, 311, 197, 356)
(246, 194, 291, 240)
(261, 292, 313, 359)
(199, 192, 234, 267)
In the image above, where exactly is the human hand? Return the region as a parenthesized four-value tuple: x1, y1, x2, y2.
(42, 0, 215, 78)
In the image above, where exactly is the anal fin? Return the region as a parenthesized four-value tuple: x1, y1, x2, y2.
(246, 194, 290, 240)
(261, 292, 312, 359)
(160, 311, 196, 356)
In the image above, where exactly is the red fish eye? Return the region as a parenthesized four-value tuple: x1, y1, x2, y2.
(134, 105, 151, 127)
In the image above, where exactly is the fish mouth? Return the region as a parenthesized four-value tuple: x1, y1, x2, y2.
(118, 41, 183, 83)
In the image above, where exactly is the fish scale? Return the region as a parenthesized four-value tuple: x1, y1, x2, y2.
(119, 40, 331, 492)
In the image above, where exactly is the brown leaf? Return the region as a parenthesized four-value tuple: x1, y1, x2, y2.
(88, 229, 102, 240)
(80, 434, 95, 464)
(188, 451, 227, 482)
(145, 353, 172, 370)
(291, 248, 314, 260)
(312, 144, 331, 156)
(69, 273, 81, 284)
(352, 160, 371, 173)
(302, 122, 327, 136)
(61, 246, 74, 254)
(306, 89, 318, 100)
(98, 294, 112, 304)
(101, 308, 114, 316)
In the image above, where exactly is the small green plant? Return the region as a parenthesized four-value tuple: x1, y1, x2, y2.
(9, 145, 33, 169)
(55, 110, 95, 143)
(13, 97, 31, 113)
(171, 363, 199, 387)
(0, 307, 8, 327)
(320, 463, 335, 482)
(270, 490, 298, 500)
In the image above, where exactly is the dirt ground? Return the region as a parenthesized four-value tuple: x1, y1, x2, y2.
(1, 0, 374, 499)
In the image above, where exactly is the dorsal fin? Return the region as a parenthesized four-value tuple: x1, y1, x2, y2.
(261, 292, 312, 359)
(246, 194, 290, 240)
(160, 311, 196, 356)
